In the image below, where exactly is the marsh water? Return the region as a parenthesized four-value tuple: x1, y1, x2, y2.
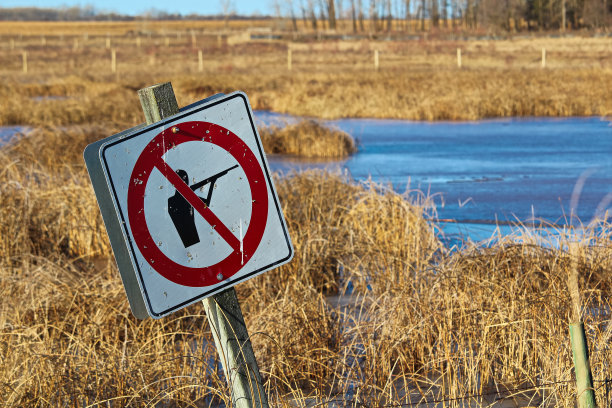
(2, 115, 610, 243)
(257, 113, 612, 243)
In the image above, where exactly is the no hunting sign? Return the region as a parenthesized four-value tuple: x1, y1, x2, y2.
(85, 92, 293, 319)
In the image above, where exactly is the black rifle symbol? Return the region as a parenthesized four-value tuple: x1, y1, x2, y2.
(168, 165, 239, 248)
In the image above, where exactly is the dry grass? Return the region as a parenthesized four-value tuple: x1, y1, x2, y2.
(0, 21, 611, 407)
(1, 124, 611, 406)
(259, 120, 357, 158)
(0, 25, 610, 124)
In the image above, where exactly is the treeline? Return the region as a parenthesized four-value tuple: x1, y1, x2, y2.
(282, 0, 611, 31)
(0, 7, 132, 21)
(0, 7, 270, 22)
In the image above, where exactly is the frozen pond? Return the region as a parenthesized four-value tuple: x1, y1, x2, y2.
(256, 113, 612, 240)
(0, 126, 26, 145)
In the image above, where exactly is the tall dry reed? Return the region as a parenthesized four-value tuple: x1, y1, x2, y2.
(259, 120, 357, 158)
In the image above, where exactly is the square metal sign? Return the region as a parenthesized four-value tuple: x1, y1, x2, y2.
(84, 92, 293, 319)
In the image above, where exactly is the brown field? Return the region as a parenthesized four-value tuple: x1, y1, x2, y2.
(0, 21, 610, 124)
(0, 20, 611, 407)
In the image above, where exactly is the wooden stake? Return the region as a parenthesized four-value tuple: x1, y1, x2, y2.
(22, 51, 27, 73)
(374, 49, 379, 71)
(198, 50, 204, 72)
(569, 322, 597, 408)
(111, 49, 117, 73)
(457, 48, 462, 68)
(287, 47, 292, 71)
(541, 48, 546, 68)
(137, 82, 268, 408)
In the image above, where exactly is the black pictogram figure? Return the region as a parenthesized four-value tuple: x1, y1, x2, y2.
(168, 165, 239, 248)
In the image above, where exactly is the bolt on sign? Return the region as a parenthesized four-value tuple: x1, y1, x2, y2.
(84, 92, 293, 319)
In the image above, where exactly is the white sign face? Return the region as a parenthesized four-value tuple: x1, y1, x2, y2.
(92, 92, 293, 318)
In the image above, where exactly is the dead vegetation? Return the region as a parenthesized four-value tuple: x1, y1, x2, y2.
(1, 124, 611, 406)
(0, 22, 611, 407)
(259, 120, 357, 158)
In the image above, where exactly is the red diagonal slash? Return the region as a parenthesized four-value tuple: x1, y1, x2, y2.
(153, 156, 241, 251)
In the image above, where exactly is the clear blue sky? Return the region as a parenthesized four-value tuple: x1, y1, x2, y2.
(0, 0, 272, 16)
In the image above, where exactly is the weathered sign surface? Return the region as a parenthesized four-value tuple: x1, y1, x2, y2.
(84, 92, 293, 319)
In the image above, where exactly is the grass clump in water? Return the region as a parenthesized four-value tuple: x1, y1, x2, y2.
(259, 120, 357, 158)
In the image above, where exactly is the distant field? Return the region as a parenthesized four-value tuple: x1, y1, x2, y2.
(0, 21, 610, 123)
(0, 20, 611, 407)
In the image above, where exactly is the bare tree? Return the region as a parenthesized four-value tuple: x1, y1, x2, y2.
(307, 0, 318, 29)
(358, 0, 366, 30)
(219, 0, 235, 27)
(405, 0, 411, 30)
(285, 0, 298, 30)
(370, 0, 379, 31)
(328, 0, 337, 29)
(351, 0, 358, 31)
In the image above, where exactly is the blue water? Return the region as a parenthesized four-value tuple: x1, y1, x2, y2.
(256, 113, 612, 239)
(0, 126, 26, 145)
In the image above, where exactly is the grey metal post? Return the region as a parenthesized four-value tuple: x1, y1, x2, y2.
(570, 322, 598, 408)
(137, 82, 268, 408)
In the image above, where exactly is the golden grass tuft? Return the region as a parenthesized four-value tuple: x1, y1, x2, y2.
(259, 120, 357, 158)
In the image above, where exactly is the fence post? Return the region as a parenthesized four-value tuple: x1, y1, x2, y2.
(198, 50, 204, 72)
(570, 322, 598, 408)
(374, 49, 379, 71)
(22, 51, 27, 73)
(287, 46, 292, 71)
(111, 49, 116, 73)
(137, 82, 269, 408)
(457, 48, 462, 68)
(541, 48, 546, 68)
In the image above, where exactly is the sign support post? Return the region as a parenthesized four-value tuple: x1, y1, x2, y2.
(137, 82, 269, 408)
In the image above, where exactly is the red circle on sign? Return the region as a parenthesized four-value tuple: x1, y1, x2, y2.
(127, 121, 268, 287)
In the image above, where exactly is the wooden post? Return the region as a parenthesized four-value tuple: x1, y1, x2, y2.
(22, 51, 27, 73)
(137, 83, 269, 408)
(570, 322, 598, 408)
(111, 49, 117, 73)
(374, 49, 379, 71)
(287, 47, 292, 71)
(457, 48, 462, 68)
(541, 48, 546, 68)
(198, 50, 204, 72)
